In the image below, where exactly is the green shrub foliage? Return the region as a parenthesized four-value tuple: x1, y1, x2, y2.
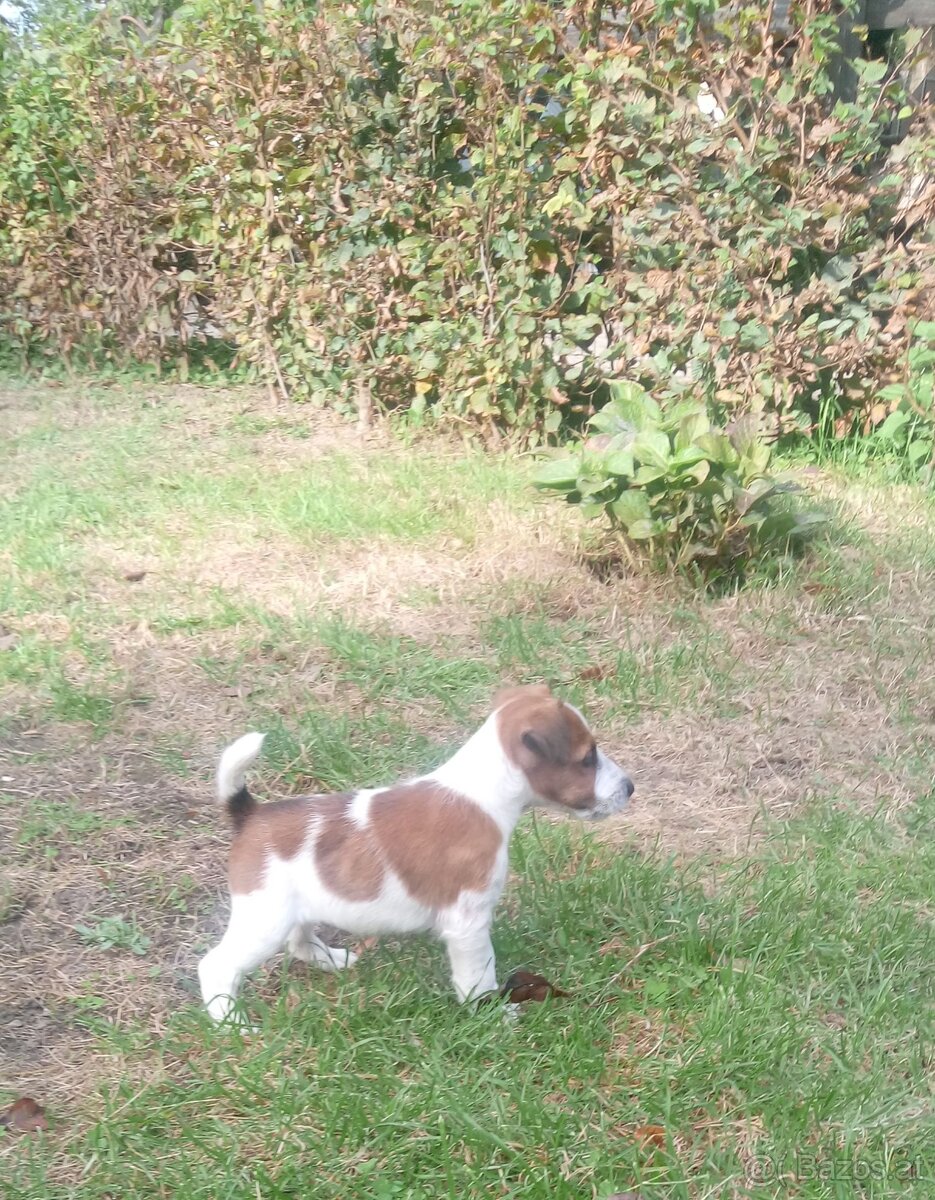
(0, 0, 933, 435)
(869, 319, 935, 479)
(535, 383, 825, 574)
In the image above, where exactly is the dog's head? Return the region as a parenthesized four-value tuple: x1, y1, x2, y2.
(494, 684, 633, 820)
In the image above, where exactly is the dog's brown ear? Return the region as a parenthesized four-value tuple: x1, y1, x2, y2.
(492, 683, 552, 712)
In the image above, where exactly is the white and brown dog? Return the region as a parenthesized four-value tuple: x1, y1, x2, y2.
(199, 684, 634, 1021)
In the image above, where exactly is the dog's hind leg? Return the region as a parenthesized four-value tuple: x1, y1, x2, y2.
(287, 926, 358, 972)
(199, 894, 293, 1022)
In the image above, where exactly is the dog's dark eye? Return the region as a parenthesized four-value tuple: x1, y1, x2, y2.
(581, 745, 597, 770)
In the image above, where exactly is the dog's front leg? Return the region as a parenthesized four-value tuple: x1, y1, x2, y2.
(442, 925, 497, 1003)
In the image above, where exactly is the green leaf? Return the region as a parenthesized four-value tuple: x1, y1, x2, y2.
(675, 409, 710, 450)
(734, 484, 777, 515)
(589, 98, 610, 134)
(532, 457, 580, 488)
(633, 464, 666, 485)
(627, 519, 657, 540)
(747, 444, 771, 475)
(670, 446, 708, 470)
(631, 429, 670, 470)
(859, 59, 888, 85)
(683, 459, 710, 484)
(695, 432, 735, 463)
(610, 490, 652, 529)
(605, 380, 659, 415)
(875, 410, 910, 439)
(604, 449, 635, 477)
(579, 474, 613, 497)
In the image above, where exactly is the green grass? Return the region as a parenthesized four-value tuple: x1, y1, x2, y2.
(0, 388, 522, 735)
(7, 795, 131, 856)
(313, 616, 497, 716)
(3, 383, 935, 1198)
(788, 412, 934, 491)
(258, 705, 448, 793)
(74, 915, 152, 956)
(1, 392, 523, 561)
(6, 809, 935, 1199)
(485, 611, 741, 721)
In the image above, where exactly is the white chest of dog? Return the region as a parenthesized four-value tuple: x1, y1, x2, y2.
(199, 684, 634, 1021)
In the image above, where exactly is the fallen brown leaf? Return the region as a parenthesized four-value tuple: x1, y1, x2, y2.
(632, 1123, 666, 1148)
(0, 1097, 49, 1134)
(579, 664, 610, 682)
(123, 569, 148, 582)
(499, 969, 571, 1003)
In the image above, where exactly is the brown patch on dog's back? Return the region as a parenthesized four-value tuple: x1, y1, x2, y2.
(315, 796, 385, 901)
(497, 688, 597, 811)
(370, 783, 502, 909)
(229, 795, 344, 894)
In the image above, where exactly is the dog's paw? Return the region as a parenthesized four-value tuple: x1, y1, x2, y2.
(318, 946, 358, 972)
(333, 948, 359, 971)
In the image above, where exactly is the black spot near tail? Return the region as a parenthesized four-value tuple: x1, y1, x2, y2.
(226, 785, 256, 834)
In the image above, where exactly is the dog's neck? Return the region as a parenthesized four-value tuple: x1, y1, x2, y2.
(428, 713, 532, 835)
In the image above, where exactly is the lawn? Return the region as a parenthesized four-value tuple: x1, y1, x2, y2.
(1, 380, 934, 1198)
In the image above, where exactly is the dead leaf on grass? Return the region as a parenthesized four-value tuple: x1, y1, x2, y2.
(123, 569, 148, 582)
(579, 664, 610, 682)
(499, 969, 571, 1003)
(632, 1124, 667, 1148)
(0, 1097, 49, 1134)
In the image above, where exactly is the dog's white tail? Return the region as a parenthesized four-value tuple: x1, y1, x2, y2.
(215, 732, 265, 829)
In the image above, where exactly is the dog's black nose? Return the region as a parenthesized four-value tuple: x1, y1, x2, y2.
(625, 777, 635, 799)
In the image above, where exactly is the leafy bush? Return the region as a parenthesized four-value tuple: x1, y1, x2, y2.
(870, 320, 935, 481)
(534, 384, 824, 575)
(0, 0, 932, 438)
